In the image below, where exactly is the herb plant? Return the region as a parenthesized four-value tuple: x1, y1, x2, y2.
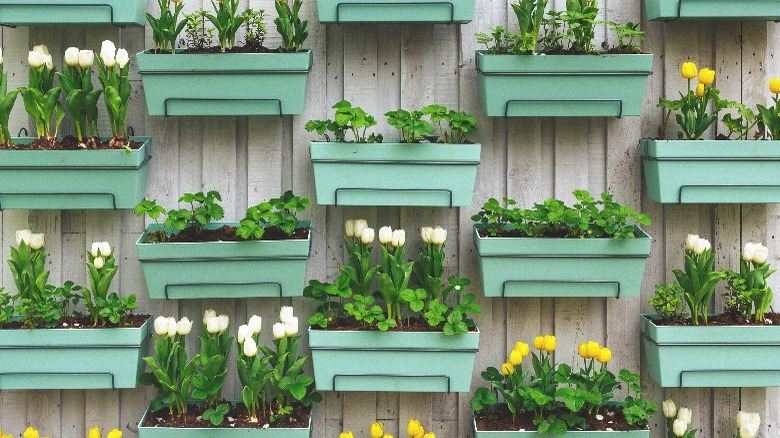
(242, 8, 268, 50)
(649, 283, 687, 323)
(237, 191, 312, 240)
(183, 11, 215, 51)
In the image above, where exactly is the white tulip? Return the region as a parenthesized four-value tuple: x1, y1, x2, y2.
(743, 242, 757, 263)
(243, 336, 258, 357)
(354, 219, 368, 239)
(284, 316, 299, 337)
(391, 229, 406, 247)
(378, 226, 393, 245)
(154, 316, 169, 336)
(90, 242, 101, 257)
(94, 257, 105, 270)
(662, 399, 677, 419)
(217, 314, 229, 332)
(28, 51, 44, 68)
(279, 306, 294, 323)
(237, 324, 251, 344)
(672, 419, 687, 437)
(361, 227, 375, 244)
(100, 40, 116, 67)
(166, 317, 178, 338)
(15, 229, 32, 246)
(29, 233, 44, 250)
(0, 47, 4, 64)
(116, 48, 129, 68)
(421, 226, 432, 243)
(248, 315, 262, 334)
(753, 244, 769, 265)
(32, 44, 49, 55)
(677, 407, 692, 425)
(737, 411, 761, 436)
(79, 50, 94, 69)
(693, 238, 709, 255)
(43, 54, 53, 70)
(685, 234, 699, 251)
(272, 322, 286, 340)
(64, 47, 80, 67)
(740, 424, 758, 438)
(99, 241, 111, 257)
(430, 226, 447, 245)
(345, 219, 355, 238)
(206, 316, 220, 334)
(203, 309, 216, 325)
(177, 317, 193, 336)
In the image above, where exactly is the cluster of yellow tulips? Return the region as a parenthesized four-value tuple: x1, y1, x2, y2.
(500, 341, 530, 376)
(578, 340, 612, 364)
(0, 427, 121, 438)
(339, 420, 436, 438)
(680, 61, 715, 97)
(533, 334, 556, 352)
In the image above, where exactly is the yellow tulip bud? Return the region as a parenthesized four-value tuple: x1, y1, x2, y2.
(533, 336, 544, 350)
(681, 61, 697, 79)
(340, 432, 355, 438)
(88, 427, 101, 438)
(698, 68, 715, 85)
(371, 422, 384, 438)
(2, 434, 12, 438)
(597, 347, 612, 364)
(770, 78, 780, 94)
(514, 341, 530, 357)
(696, 83, 705, 97)
(384, 435, 394, 438)
(501, 362, 515, 376)
(24, 427, 39, 438)
(407, 419, 424, 438)
(543, 335, 556, 352)
(578, 343, 588, 358)
(509, 349, 523, 366)
(106, 430, 122, 438)
(585, 340, 601, 359)
(423, 433, 436, 438)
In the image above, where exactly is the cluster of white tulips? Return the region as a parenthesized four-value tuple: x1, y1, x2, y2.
(88, 241, 112, 270)
(203, 309, 230, 334)
(153, 315, 193, 338)
(743, 242, 769, 265)
(684, 234, 711, 255)
(421, 226, 447, 245)
(664, 399, 761, 438)
(15, 229, 44, 250)
(27, 44, 53, 70)
(346, 219, 375, 244)
(63, 46, 95, 69)
(237, 315, 263, 357)
(98, 40, 129, 69)
(273, 305, 299, 339)
(378, 226, 406, 248)
(736, 411, 762, 438)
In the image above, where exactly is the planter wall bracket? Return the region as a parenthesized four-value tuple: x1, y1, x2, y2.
(0, 371, 117, 389)
(504, 98, 623, 118)
(333, 373, 451, 392)
(502, 279, 621, 298)
(335, 1, 455, 22)
(0, 3, 126, 28)
(164, 281, 283, 300)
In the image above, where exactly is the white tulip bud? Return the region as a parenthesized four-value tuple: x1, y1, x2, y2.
(248, 315, 262, 334)
(693, 238, 709, 255)
(430, 226, 447, 245)
(736, 412, 760, 438)
(166, 317, 178, 338)
(662, 399, 677, 419)
(94, 257, 105, 270)
(378, 226, 393, 245)
(32, 44, 49, 55)
(284, 316, 299, 337)
(43, 54, 53, 70)
(29, 233, 44, 250)
(243, 336, 258, 357)
(100, 40, 116, 67)
(206, 316, 220, 334)
(279, 306, 294, 323)
(99, 241, 111, 257)
(354, 219, 368, 239)
(361, 227, 375, 245)
(237, 324, 251, 344)
(203, 309, 216, 325)
(677, 407, 692, 425)
(740, 425, 758, 438)
(28, 51, 44, 68)
(345, 219, 355, 237)
(15, 229, 32, 246)
(115, 48, 129, 68)
(685, 234, 699, 251)
(421, 226, 432, 243)
(391, 229, 405, 248)
(272, 322, 285, 340)
(0, 47, 4, 64)
(64, 47, 80, 67)
(90, 242, 101, 258)
(177, 317, 192, 336)
(154, 316, 169, 336)
(79, 50, 94, 69)
(217, 314, 229, 332)
(743, 243, 757, 263)
(753, 244, 769, 265)
(672, 419, 687, 437)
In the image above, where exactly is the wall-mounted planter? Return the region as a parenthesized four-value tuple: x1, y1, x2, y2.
(0, 317, 150, 390)
(475, 51, 653, 117)
(138, 404, 312, 438)
(0, 0, 147, 26)
(317, 0, 475, 23)
(137, 50, 312, 116)
(474, 418, 649, 438)
(641, 139, 780, 204)
(136, 221, 312, 300)
(310, 141, 481, 207)
(646, 0, 780, 21)
(0, 137, 151, 210)
(474, 226, 651, 298)
(309, 327, 479, 392)
(641, 314, 780, 387)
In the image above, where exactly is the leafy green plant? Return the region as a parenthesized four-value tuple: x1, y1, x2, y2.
(134, 190, 225, 241)
(560, 0, 599, 53)
(96, 41, 131, 141)
(275, 0, 308, 53)
(242, 8, 268, 50)
(146, 0, 187, 53)
(237, 191, 311, 240)
(0, 53, 22, 145)
(510, 0, 548, 54)
(183, 11, 215, 51)
(306, 100, 382, 143)
(605, 21, 645, 54)
(649, 283, 687, 323)
(385, 109, 434, 143)
(207, 0, 245, 52)
(23, 46, 64, 140)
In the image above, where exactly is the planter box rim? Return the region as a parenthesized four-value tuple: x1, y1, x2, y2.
(137, 220, 312, 247)
(473, 224, 651, 241)
(472, 417, 649, 434)
(475, 50, 653, 57)
(641, 138, 780, 158)
(138, 402, 312, 431)
(308, 325, 480, 334)
(641, 313, 780, 331)
(0, 315, 151, 333)
(138, 48, 312, 56)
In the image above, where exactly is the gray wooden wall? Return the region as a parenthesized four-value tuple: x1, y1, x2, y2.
(1, 0, 779, 437)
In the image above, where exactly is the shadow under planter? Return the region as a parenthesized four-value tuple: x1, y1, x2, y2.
(136, 221, 312, 300)
(0, 137, 151, 210)
(0, 0, 148, 26)
(309, 327, 479, 392)
(310, 141, 481, 207)
(641, 139, 780, 204)
(641, 314, 780, 387)
(473, 418, 650, 437)
(474, 225, 651, 298)
(316, 0, 475, 23)
(137, 50, 312, 116)
(0, 317, 150, 390)
(476, 51, 653, 117)
(645, 0, 780, 21)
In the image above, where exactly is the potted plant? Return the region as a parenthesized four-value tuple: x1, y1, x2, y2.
(308, 101, 481, 207)
(0, 232, 150, 390)
(642, 235, 780, 388)
(306, 221, 482, 392)
(0, 43, 151, 210)
(645, 0, 780, 21)
(316, 0, 475, 24)
(137, 0, 312, 116)
(642, 63, 780, 204)
(472, 336, 656, 436)
(135, 190, 312, 300)
(475, 0, 652, 117)
(339, 419, 437, 438)
(472, 191, 652, 298)
(0, 0, 148, 26)
(139, 308, 320, 437)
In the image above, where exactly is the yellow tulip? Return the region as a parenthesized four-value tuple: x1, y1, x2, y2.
(533, 336, 544, 350)
(509, 349, 523, 366)
(384, 435, 394, 438)
(698, 68, 715, 85)
(514, 341, 530, 357)
(88, 427, 101, 438)
(24, 427, 39, 438)
(340, 432, 355, 438)
(696, 83, 705, 97)
(407, 419, 424, 438)
(585, 340, 601, 359)
(770, 78, 780, 94)
(542, 335, 556, 352)
(371, 422, 384, 438)
(597, 347, 612, 364)
(578, 343, 588, 358)
(681, 61, 697, 79)
(501, 362, 515, 376)
(1, 434, 11, 438)
(423, 433, 436, 438)
(106, 430, 121, 438)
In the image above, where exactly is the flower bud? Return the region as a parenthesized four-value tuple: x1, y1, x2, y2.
(32, 44, 49, 55)
(28, 51, 44, 68)
(677, 407, 692, 425)
(509, 349, 523, 366)
(420, 226, 432, 243)
(596, 347, 611, 364)
(154, 316, 169, 336)
(237, 324, 251, 344)
(361, 227, 375, 245)
(681, 61, 697, 79)
(218, 314, 229, 332)
(770, 78, 780, 94)
(79, 50, 94, 69)
(698, 68, 715, 86)
(370, 422, 384, 438)
(23, 427, 39, 438)
(339, 433, 354, 438)
(90, 242, 101, 257)
(43, 54, 53, 70)
(99, 241, 111, 257)
(695, 83, 705, 97)
(663, 399, 677, 419)
(513, 342, 529, 357)
(65, 47, 80, 67)
(29, 233, 44, 250)
(166, 317, 177, 338)
(248, 315, 262, 334)
(578, 343, 588, 358)
(585, 340, 600, 359)
(15, 229, 32, 246)
(753, 244, 769, 265)
(243, 336, 258, 357)
(206, 316, 220, 334)
(88, 427, 101, 438)
(279, 306, 294, 323)
(177, 317, 192, 335)
(543, 335, 556, 352)
(672, 419, 687, 437)
(391, 229, 406, 248)
(685, 234, 699, 251)
(354, 219, 368, 238)
(273, 322, 285, 339)
(285, 316, 299, 337)
(407, 419, 424, 438)
(501, 362, 514, 375)
(693, 237, 710, 255)
(116, 48, 129, 68)
(203, 309, 216, 325)
(100, 40, 116, 67)
(379, 226, 393, 244)
(743, 242, 757, 263)
(533, 336, 544, 350)
(430, 226, 447, 245)
(423, 434, 435, 438)
(345, 219, 355, 237)
(106, 430, 122, 438)
(94, 256, 105, 270)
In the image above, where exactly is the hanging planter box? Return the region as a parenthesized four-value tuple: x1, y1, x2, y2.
(138, 404, 312, 438)
(475, 51, 653, 117)
(646, 0, 780, 21)
(0, 0, 148, 26)
(0, 137, 152, 210)
(0, 317, 150, 390)
(136, 221, 312, 300)
(474, 225, 651, 298)
(641, 139, 780, 204)
(310, 141, 481, 207)
(473, 418, 649, 437)
(137, 50, 313, 116)
(309, 327, 479, 392)
(317, 0, 475, 23)
(641, 315, 780, 388)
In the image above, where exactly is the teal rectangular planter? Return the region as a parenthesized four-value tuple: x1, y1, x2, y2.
(309, 327, 479, 392)
(0, 137, 151, 210)
(317, 0, 475, 23)
(0, 317, 150, 390)
(641, 139, 780, 204)
(641, 314, 780, 387)
(310, 141, 481, 207)
(474, 418, 649, 437)
(476, 51, 653, 117)
(646, 0, 780, 21)
(138, 404, 311, 438)
(137, 50, 312, 116)
(0, 0, 147, 26)
(474, 226, 651, 298)
(136, 221, 312, 300)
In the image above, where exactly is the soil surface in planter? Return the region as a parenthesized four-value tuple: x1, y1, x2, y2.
(653, 312, 780, 327)
(143, 226, 310, 244)
(0, 136, 143, 151)
(0, 313, 150, 330)
(318, 317, 478, 333)
(477, 229, 643, 239)
(142, 402, 310, 429)
(475, 404, 642, 432)
(149, 45, 308, 55)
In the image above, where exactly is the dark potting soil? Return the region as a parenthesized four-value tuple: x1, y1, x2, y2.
(317, 317, 478, 333)
(477, 229, 641, 239)
(149, 46, 307, 55)
(0, 313, 150, 330)
(142, 402, 311, 429)
(654, 312, 780, 327)
(0, 136, 143, 151)
(144, 225, 310, 244)
(475, 404, 644, 432)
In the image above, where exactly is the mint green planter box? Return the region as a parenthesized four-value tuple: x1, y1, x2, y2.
(138, 404, 311, 438)
(0, 0, 147, 26)
(641, 314, 780, 387)
(474, 225, 651, 298)
(317, 0, 475, 23)
(0, 137, 151, 210)
(0, 317, 150, 390)
(646, 0, 780, 21)
(137, 50, 312, 116)
(309, 327, 479, 392)
(476, 51, 653, 117)
(474, 418, 649, 437)
(641, 139, 780, 204)
(137, 221, 311, 300)
(310, 141, 481, 207)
